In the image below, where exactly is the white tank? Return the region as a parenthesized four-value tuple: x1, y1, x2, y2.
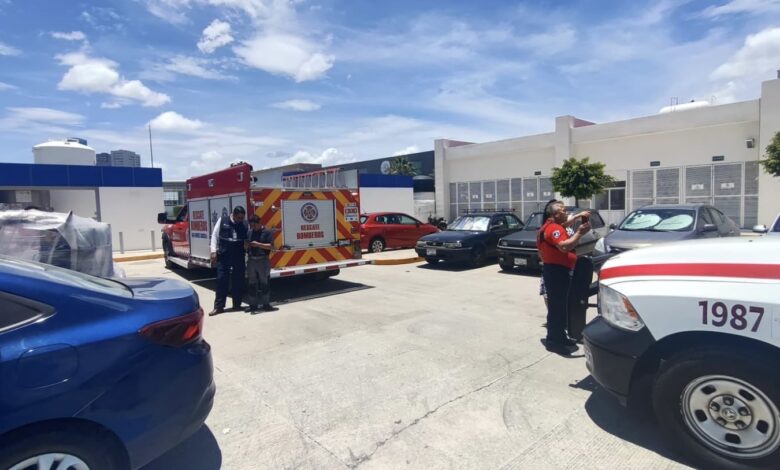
(33, 138, 96, 165)
(658, 101, 711, 114)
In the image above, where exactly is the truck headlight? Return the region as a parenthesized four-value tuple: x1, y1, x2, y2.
(416, 240, 426, 248)
(499, 240, 508, 247)
(594, 237, 606, 255)
(443, 241, 462, 248)
(599, 285, 645, 331)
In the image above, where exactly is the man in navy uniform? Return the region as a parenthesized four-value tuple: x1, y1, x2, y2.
(245, 215, 276, 312)
(209, 206, 248, 316)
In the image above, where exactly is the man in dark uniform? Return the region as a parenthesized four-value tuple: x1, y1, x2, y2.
(245, 215, 276, 313)
(208, 206, 248, 316)
(537, 201, 590, 354)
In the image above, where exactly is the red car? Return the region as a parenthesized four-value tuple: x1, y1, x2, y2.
(360, 212, 439, 252)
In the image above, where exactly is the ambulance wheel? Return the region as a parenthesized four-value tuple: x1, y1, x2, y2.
(163, 240, 176, 270)
(369, 237, 385, 253)
(653, 348, 780, 469)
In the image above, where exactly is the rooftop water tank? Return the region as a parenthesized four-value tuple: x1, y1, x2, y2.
(33, 138, 96, 166)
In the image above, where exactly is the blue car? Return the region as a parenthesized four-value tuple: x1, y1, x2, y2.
(0, 255, 215, 470)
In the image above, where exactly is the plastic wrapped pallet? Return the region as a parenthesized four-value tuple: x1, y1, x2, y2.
(0, 209, 116, 278)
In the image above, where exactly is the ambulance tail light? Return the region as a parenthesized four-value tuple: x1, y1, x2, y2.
(599, 285, 644, 331)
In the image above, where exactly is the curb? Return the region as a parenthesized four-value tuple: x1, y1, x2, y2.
(371, 257, 424, 266)
(114, 253, 164, 263)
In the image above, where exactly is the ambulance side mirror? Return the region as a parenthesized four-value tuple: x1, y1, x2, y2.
(157, 212, 172, 224)
(753, 224, 768, 234)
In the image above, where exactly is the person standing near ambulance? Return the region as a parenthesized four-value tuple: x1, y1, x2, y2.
(245, 215, 276, 313)
(208, 206, 248, 316)
(537, 201, 590, 354)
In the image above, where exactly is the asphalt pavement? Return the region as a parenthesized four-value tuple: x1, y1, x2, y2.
(125, 257, 692, 470)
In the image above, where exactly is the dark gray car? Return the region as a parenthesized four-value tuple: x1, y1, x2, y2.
(594, 204, 740, 257)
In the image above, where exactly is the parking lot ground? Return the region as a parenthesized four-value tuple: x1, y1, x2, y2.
(125, 259, 692, 470)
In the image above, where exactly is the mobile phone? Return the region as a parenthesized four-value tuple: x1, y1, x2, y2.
(582, 215, 590, 224)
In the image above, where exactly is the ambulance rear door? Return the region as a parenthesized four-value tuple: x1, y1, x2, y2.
(281, 198, 337, 249)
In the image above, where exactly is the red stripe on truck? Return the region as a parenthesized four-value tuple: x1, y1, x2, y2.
(600, 263, 780, 281)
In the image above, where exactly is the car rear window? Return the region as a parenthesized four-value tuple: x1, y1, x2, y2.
(0, 255, 132, 298)
(619, 209, 695, 232)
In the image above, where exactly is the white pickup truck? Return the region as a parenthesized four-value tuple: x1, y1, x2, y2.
(584, 236, 780, 469)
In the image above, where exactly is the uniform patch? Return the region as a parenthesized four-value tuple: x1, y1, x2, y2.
(552, 230, 561, 239)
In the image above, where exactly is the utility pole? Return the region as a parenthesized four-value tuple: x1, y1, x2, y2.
(148, 124, 155, 168)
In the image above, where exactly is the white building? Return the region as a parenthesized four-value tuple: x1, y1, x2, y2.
(435, 77, 780, 228)
(1, 138, 163, 252)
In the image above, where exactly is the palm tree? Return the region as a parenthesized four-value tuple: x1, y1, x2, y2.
(388, 156, 417, 176)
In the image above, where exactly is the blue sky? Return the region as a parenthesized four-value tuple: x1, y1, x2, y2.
(1, 0, 779, 180)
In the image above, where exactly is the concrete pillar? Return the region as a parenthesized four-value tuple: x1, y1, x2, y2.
(758, 78, 780, 226)
(434, 139, 449, 220)
(553, 115, 575, 205)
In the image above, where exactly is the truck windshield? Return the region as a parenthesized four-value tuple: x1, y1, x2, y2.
(523, 213, 545, 231)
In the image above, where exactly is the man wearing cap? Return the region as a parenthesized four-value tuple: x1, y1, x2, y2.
(245, 215, 276, 312)
(209, 206, 248, 316)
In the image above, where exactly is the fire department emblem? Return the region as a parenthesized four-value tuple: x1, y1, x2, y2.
(301, 203, 318, 222)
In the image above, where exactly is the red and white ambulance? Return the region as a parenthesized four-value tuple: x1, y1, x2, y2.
(584, 236, 780, 469)
(158, 163, 369, 278)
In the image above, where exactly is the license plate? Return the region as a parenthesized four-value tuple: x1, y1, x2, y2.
(426, 248, 437, 256)
(514, 257, 527, 266)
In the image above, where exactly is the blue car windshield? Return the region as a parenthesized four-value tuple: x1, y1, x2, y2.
(619, 209, 695, 232)
(0, 255, 132, 297)
(447, 216, 490, 231)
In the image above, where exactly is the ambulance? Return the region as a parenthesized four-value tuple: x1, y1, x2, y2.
(583, 236, 780, 469)
(158, 163, 369, 278)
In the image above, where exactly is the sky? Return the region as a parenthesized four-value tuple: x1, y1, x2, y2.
(0, 0, 779, 180)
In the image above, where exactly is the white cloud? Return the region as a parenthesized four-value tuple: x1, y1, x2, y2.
(702, 0, 780, 17)
(51, 31, 87, 41)
(393, 145, 420, 156)
(0, 41, 20, 56)
(0, 81, 16, 91)
(271, 99, 321, 111)
(282, 148, 355, 166)
(520, 25, 576, 55)
(709, 27, 780, 102)
(234, 33, 334, 82)
(167, 55, 234, 80)
(198, 19, 234, 53)
(57, 52, 170, 107)
(6, 107, 85, 125)
(148, 111, 204, 132)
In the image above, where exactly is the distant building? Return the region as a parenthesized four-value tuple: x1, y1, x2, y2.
(96, 152, 111, 166)
(97, 149, 141, 167)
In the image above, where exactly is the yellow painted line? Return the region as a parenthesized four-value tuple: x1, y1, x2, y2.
(114, 253, 164, 263)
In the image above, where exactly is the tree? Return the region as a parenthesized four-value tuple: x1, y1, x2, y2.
(761, 131, 780, 177)
(387, 156, 417, 176)
(551, 157, 615, 207)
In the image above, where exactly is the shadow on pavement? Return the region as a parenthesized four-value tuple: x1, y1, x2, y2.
(416, 258, 498, 272)
(142, 425, 221, 470)
(497, 268, 542, 277)
(582, 379, 692, 467)
(168, 268, 373, 306)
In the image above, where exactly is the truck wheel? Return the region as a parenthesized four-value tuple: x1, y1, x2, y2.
(652, 348, 780, 469)
(468, 246, 485, 268)
(369, 237, 385, 253)
(163, 240, 176, 270)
